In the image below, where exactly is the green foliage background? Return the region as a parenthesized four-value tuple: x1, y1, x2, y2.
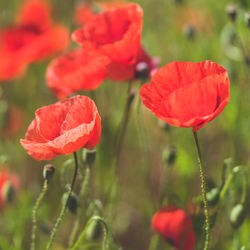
(0, 0, 249, 249)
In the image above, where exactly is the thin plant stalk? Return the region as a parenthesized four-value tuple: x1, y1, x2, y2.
(193, 131, 210, 250)
(31, 179, 48, 250)
(68, 165, 91, 248)
(115, 81, 134, 164)
(46, 152, 79, 250)
(71, 216, 109, 250)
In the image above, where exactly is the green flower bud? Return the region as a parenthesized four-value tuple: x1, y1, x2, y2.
(83, 148, 96, 167)
(226, 4, 237, 22)
(62, 192, 78, 215)
(2, 181, 15, 203)
(206, 188, 219, 206)
(183, 24, 196, 40)
(86, 219, 103, 240)
(43, 164, 55, 182)
(158, 119, 171, 131)
(245, 12, 250, 28)
(230, 204, 245, 229)
(162, 146, 177, 165)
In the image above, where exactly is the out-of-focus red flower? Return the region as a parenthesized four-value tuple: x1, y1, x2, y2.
(46, 48, 107, 98)
(152, 206, 196, 250)
(0, 105, 26, 137)
(140, 60, 230, 131)
(0, 167, 19, 208)
(74, 3, 96, 26)
(20, 95, 101, 161)
(72, 3, 143, 67)
(74, 1, 127, 27)
(0, 0, 69, 82)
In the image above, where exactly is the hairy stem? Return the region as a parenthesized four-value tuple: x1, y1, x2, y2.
(193, 131, 210, 250)
(31, 179, 48, 250)
(46, 152, 78, 250)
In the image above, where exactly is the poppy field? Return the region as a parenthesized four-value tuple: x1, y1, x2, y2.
(0, 0, 249, 249)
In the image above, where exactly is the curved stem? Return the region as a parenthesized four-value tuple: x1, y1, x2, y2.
(71, 216, 109, 250)
(31, 179, 48, 250)
(193, 131, 210, 250)
(46, 152, 79, 250)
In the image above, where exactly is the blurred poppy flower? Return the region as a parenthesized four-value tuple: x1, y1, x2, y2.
(46, 48, 107, 98)
(0, 105, 26, 138)
(152, 206, 196, 250)
(140, 60, 230, 131)
(0, 167, 19, 208)
(0, 0, 69, 82)
(72, 3, 143, 67)
(74, 3, 96, 26)
(106, 46, 159, 81)
(20, 95, 101, 161)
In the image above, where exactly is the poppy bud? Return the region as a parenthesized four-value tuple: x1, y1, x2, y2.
(158, 119, 171, 131)
(206, 188, 219, 206)
(43, 164, 55, 182)
(162, 146, 177, 165)
(62, 192, 78, 214)
(245, 12, 250, 28)
(2, 181, 15, 203)
(86, 219, 103, 240)
(226, 4, 237, 22)
(135, 62, 150, 79)
(230, 204, 245, 229)
(183, 24, 196, 40)
(83, 148, 96, 167)
(128, 91, 136, 106)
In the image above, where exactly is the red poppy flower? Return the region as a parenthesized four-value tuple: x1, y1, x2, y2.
(0, 0, 69, 82)
(152, 206, 196, 250)
(20, 95, 101, 161)
(72, 3, 143, 65)
(46, 48, 107, 98)
(0, 167, 19, 208)
(140, 60, 230, 131)
(74, 4, 96, 26)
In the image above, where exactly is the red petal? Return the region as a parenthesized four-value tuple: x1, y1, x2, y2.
(46, 48, 107, 98)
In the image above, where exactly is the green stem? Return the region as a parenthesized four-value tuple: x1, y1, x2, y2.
(71, 216, 109, 250)
(219, 172, 234, 201)
(68, 165, 91, 248)
(193, 131, 210, 250)
(115, 81, 134, 164)
(31, 179, 48, 250)
(46, 152, 79, 250)
(148, 234, 160, 250)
